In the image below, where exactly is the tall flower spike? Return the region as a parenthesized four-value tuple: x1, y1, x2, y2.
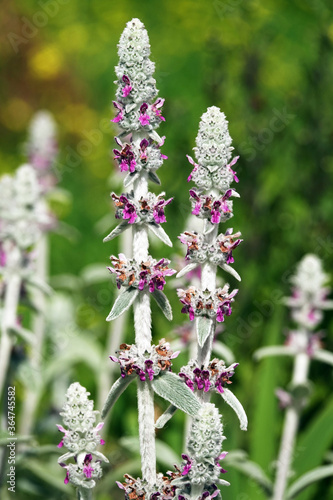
(253, 255, 333, 500)
(285, 254, 333, 330)
(103, 18, 203, 492)
(178, 107, 242, 367)
(0, 164, 53, 400)
(172, 403, 229, 500)
(112, 18, 165, 138)
(57, 383, 108, 494)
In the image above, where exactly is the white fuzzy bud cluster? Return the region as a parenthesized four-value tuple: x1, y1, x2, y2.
(189, 107, 237, 192)
(0, 165, 51, 253)
(57, 383, 108, 490)
(173, 403, 229, 500)
(112, 18, 165, 133)
(116, 18, 157, 104)
(285, 254, 333, 330)
(187, 404, 225, 483)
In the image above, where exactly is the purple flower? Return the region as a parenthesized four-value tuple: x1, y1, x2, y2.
(181, 454, 193, 475)
(122, 75, 132, 97)
(153, 198, 173, 224)
(215, 369, 235, 393)
(226, 156, 240, 183)
(187, 154, 199, 182)
(123, 202, 137, 223)
(152, 98, 165, 121)
(145, 359, 155, 381)
(215, 451, 228, 473)
(83, 454, 94, 479)
(139, 103, 150, 126)
(111, 101, 124, 123)
(113, 141, 136, 173)
(179, 373, 195, 391)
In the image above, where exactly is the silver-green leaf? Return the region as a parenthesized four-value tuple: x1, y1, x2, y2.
(286, 464, 333, 499)
(103, 221, 129, 243)
(148, 171, 161, 185)
(212, 341, 235, 364)
(176, 262, 198, 279)
(220, 263, 241, 282)
(313, 349, 333, 367)
(152, 372, 201, 417)
(149, 130, 162, 143)
(151, 289, 173, 320)
(106, 287, 139, 321)
(124, 172, 139, 188)
(148, 223, 172, 247)
(101, 375, 135, 419)
(254, 345, 296, 361)
(196, 316, 214, 347)
(224, 450, 272, 494)
(220, 387, 248, 430)
(155, 404, 178, 429)
(9, 326, 35, 345)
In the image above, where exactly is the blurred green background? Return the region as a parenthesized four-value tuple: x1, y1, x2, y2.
(1, 0, 333, 499)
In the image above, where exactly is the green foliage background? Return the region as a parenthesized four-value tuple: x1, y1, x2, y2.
(1, 0, 333, 499)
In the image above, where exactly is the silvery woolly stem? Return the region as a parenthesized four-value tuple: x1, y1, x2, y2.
(132, 153, 156, 485)
(272, 329, 310, 500)
(197, 221, 218, 369)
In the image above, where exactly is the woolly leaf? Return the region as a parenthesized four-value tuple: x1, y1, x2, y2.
(152, 372, 201, 417)
(101, 376, 135, 419)
(9, 326, 35, 345)
(225, 451, 272, 495)
(155, 404, 178, 429)
(148, 171, 161, 185)
(196, 316, 214, 347)
(103, 221, 129, 243)
(149, 130, 162, 143)
(220, 263, 241, 282)
(148, 223, 172, 247)
(124, 172, 139, 188)
(106, 287, 139, 321)
(151, 289, 172, 320)
(26, 277, 52, 296)
(220, 388, 248, 430)
(176, 262, 198, 279)
(313, 349, 333, 367)
(254, 345, 296, 361)
(212, 341, 235, 364)
(286, 465, 333, 499)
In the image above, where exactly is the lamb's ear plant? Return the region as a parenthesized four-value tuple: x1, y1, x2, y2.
(0, 164, 52, 402)
(19, 110, 59, 438)
(101, 17, 201, 491)
(254, 254, 333, 499)
(57, 382, 108, 500)
(157, 108, 247, 439)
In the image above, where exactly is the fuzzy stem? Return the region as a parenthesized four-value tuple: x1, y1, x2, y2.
(197, 222, 218, 368)
(0, 273, 21, 401)
(19, 235, 48, 438)
(77, 487, 93, 500)
(132, 159, 156, 486)
(272, 329, 310, 500)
